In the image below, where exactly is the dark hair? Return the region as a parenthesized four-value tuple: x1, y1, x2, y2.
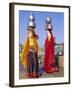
(46, 29, 52, 31)
(27, 26, 35, 31)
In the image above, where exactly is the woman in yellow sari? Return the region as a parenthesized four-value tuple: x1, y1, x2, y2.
(20, 13, 40, 78)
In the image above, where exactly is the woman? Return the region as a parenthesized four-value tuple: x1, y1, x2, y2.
(20, 14, 40, 78)
(44, 17, 59, 73)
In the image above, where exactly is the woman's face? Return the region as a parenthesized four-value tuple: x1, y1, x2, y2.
(28, 31, 33, 38)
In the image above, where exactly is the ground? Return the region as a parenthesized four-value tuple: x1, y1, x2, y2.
(19, 63, 64, 79)
(19, 53, 64, 79)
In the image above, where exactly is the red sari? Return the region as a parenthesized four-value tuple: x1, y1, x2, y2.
(44, 32, 58, 73)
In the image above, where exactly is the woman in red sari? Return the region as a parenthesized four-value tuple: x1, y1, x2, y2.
(44, 17, 59, 73)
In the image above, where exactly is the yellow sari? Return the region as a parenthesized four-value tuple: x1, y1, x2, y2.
(20, 32, 38, 69)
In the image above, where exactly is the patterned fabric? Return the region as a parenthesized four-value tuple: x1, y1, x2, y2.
(20, 32, 38, 69)
(27, 51, 39, 78)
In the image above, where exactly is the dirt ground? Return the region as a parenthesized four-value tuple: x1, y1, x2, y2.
(19, 55, 64, 79)
(19, 65, 64, 79)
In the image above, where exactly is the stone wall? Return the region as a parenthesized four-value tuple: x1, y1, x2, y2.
(58, 56, 64, 67)
(55, 55, 64, 68)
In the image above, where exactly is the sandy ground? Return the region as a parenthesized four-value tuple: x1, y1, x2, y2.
(19, 65, 64, 79)
(19, 55, 64, 79)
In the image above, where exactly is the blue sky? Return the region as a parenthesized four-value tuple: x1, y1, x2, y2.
(19, 10, 64, 48)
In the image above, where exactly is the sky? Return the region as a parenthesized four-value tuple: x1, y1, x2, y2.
(19, 10, 64, 48)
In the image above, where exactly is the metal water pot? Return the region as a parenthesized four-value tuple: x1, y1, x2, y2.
(28, 13, 36, 28)
(46, 17, 52, 24)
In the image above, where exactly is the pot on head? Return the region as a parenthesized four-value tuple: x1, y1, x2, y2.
(28, 13, 36, 28)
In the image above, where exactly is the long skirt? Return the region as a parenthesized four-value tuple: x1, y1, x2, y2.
(27, 51, 39, 78)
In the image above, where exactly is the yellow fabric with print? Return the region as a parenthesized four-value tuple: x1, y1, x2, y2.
(20, 31, 38, 69)
(29, 38, 34, 46)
